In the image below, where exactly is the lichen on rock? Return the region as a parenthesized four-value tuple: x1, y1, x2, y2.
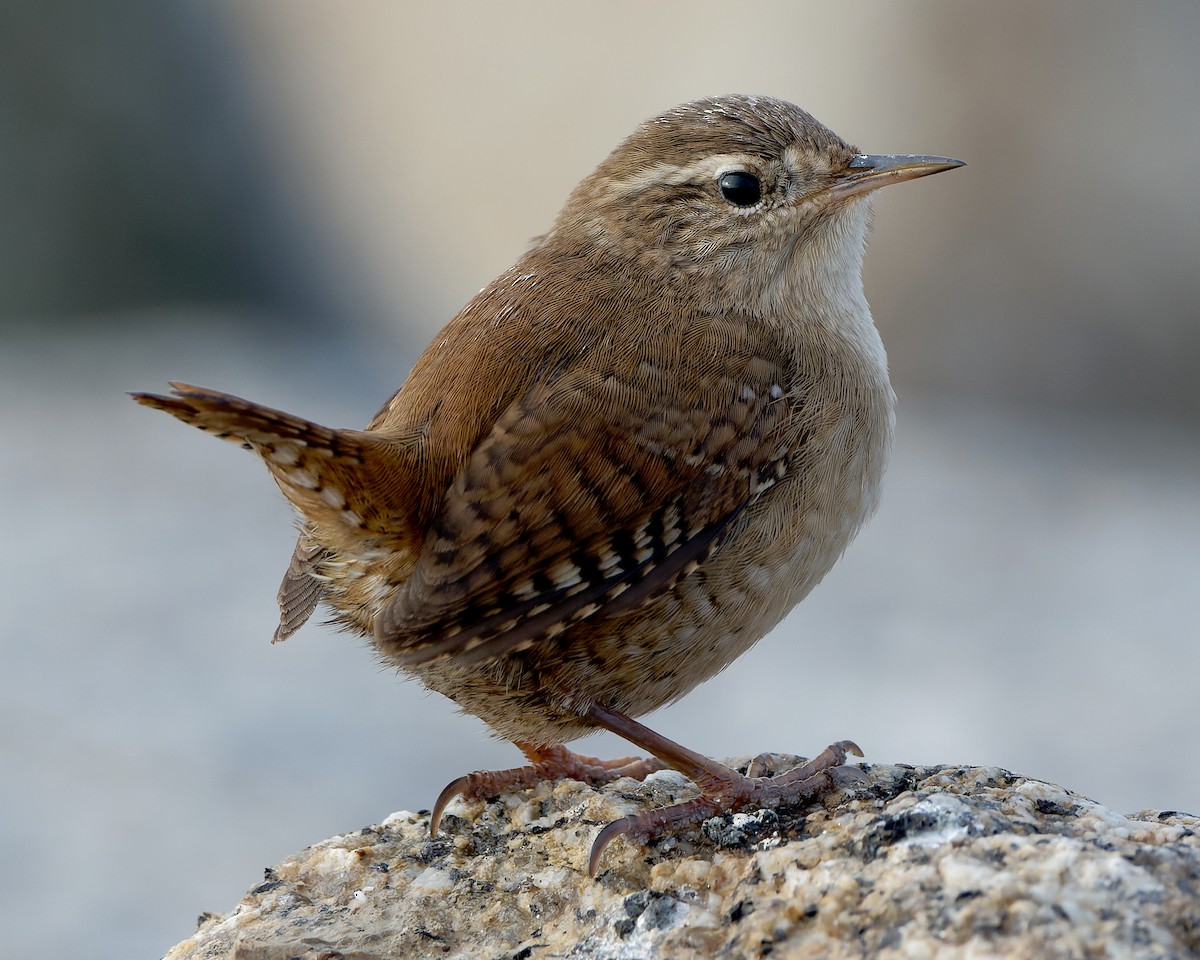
(163, 760, 1200, 959)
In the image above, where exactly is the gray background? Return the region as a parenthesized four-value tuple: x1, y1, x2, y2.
(1, 3, 1197, 957)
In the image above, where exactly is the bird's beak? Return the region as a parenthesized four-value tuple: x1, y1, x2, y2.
(829, 154, 964, 199)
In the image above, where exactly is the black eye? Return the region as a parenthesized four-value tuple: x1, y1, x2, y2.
(718, 171, 762, 207)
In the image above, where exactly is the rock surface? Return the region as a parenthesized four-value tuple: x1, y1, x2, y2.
(164, 760, 1200, 959)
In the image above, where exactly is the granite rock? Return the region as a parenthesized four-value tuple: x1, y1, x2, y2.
(163, 760, 1200, 959)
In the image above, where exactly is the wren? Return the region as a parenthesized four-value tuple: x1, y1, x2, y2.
(133, 94, 962, 875)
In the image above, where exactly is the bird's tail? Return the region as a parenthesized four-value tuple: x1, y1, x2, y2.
(131, 382, 395, 543)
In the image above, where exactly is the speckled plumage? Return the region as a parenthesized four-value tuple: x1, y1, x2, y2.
(134, 95, 961, 870)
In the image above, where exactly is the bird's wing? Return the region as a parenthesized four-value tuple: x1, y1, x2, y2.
(273, 533, 328, 642)
(376, 312, 803, 667)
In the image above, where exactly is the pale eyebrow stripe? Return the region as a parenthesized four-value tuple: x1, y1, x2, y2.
(599, 154, 760, 200)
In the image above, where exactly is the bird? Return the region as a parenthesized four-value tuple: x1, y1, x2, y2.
(132, 94, 962, 876)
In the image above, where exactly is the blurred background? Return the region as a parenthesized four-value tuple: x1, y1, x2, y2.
(2, 2, 1197, 956)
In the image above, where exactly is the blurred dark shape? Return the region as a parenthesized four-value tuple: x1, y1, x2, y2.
(0, 1, 338, 328)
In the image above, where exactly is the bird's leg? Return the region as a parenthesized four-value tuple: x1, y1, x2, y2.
(583, 701, 864, 876)
(430, 742, 664, 834)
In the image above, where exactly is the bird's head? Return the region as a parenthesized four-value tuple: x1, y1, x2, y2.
(550, 94, 962, 318)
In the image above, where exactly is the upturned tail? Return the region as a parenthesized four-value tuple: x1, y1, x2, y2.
(132, 382, 420, 639)
(131, 382, 377, 530)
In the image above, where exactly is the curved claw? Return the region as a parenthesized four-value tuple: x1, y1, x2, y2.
(588, 817, 634, 877)
(831, 764, 871, 788)
(835, 739, 865, 759)
(745, 751, 788, 778)
(430, 775, 470, 836)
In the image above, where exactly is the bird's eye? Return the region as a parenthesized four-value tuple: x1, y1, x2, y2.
(718, 171, 762, 207)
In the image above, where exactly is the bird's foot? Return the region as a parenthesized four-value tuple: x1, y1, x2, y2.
(430, 742, 664, 835)
(588, 739, 866, 876)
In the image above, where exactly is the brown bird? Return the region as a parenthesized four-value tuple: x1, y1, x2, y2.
(133, 94, 962, 875)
